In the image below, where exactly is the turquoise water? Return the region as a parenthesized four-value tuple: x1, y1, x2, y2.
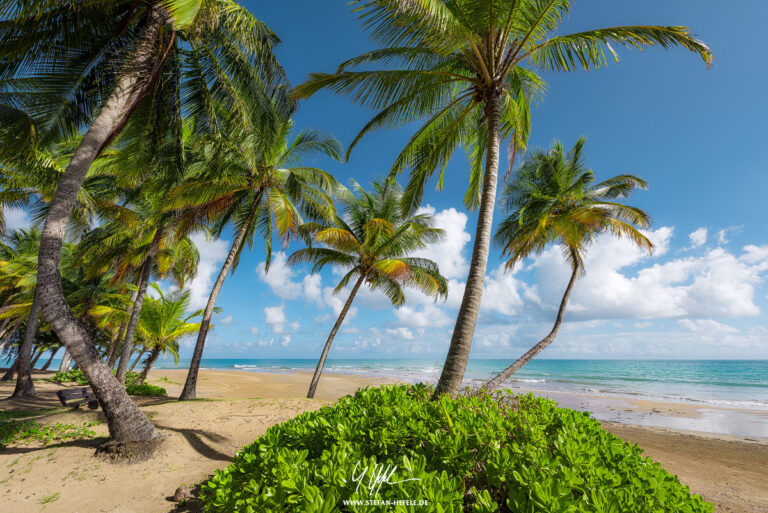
(148, 358, 768, 410)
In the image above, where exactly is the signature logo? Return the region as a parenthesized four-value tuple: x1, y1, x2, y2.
(350, 460, 421, 497)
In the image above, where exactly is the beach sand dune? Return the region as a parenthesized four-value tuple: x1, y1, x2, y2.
(1, 369, 766, 513)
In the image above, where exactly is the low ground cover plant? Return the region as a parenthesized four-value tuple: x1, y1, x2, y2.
(125, 382, 166, 396)
(201, 384, 712, 513)
(0, 410, 101, 450)
(51, 369, 165, 395)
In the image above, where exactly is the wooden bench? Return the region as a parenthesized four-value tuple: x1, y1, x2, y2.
(56, 387, 99, 410)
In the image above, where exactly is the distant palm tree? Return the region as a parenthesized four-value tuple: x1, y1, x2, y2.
(2, 0, 286, 444)
(170, 119, 343, 400)
(289, 180, 449, 398)
(484, 138, 653, 390)
(134, 285, 203, 386)
(295, 0, 712, 398)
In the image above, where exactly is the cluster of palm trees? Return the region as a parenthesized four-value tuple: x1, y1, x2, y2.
(0, 0, 710, 450)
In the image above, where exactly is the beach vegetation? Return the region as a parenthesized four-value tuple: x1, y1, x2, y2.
(295, 0, 713, 399)
(0, 0, 286, 448)
(288, 181, 448, 398)
(1, 412, 101, 450)
(125, 382, 167, 397)
(484, 139, 653, 389)
(201, 384, 713, 512)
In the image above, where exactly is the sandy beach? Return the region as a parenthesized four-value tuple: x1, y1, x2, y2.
(1, 369, 767, 513)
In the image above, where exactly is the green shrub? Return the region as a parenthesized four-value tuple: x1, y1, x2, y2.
(125, 382, 166, 396)
(51, 369, 141, 386)
(201, 384, 712, 513)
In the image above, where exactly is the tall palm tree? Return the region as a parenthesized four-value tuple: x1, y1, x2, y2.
(295, 0, 712, 398)
(134, 285, 203, 385)
(171, 120, 343, 400)
(484, 138, 653, 389)
(3, 0, 286, 445)
(289, 180, 449, 398)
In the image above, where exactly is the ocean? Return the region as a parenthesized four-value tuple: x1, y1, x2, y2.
(147, 358, 768, 411)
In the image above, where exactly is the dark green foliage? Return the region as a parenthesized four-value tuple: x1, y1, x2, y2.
(201, 385, 712, 513)
(51, 369, 141, 386)
(125, 382, 166, 397)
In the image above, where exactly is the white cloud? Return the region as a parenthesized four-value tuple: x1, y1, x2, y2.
(414, 206, 471, 280)
(264, 305, 287, 333)
(394, 303, 452, 328)
(530, 228, 768, 320)
(220, 315, 234, 325)
(689, 227, 707, 248)
(678, 319, 739, 333)
(187, 233, 230, 309)
(256, 252, 323, 304)
(249, 326, 259, 334)
(385, 327, 414, 340)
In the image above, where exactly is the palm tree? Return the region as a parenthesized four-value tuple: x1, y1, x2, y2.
(134, 285, 203, 385)
(289, 180, 449, 398)
(171, 120, 343, 400)
(295, 0, 712, 398)
(3, 0, 285, 446)
(483, 138, 653, 389)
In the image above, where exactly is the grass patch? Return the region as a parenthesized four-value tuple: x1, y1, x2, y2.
(40, 492, 60, 504)
(158, 376, 181, 385)
(1, 416, 101, 450)
(201, 384, 713, 513)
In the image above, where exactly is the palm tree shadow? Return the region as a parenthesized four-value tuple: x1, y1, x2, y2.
(156, 425, 231, 462)
(0, 437, 109, 456)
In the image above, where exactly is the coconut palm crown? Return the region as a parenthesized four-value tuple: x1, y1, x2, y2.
(289, 179, 448, 398)
(294, 0, 711, 398)
(484, 137, 653, 389)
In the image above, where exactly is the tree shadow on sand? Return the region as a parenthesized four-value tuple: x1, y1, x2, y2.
(155, 424, 232, 462)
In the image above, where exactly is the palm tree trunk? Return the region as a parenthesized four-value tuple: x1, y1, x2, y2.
(307, 274, 365, 399)
(40, 349, 57, 371)
(433, 93, 503, 399)
(104, 332, 119, 366)
(35, 3, 171, 445)
(180, 192, 263, 400)
(110, 286, 141, 369)
(137, 347, 161, 385)
(116, 229, 163, 384)
(12, 290, 40, 397)
(30, 347, 43, 368)
(128, 347, 147, 373)
(58, 350, 73, 373)
(484, 263, 579, 390)
(1, 358, 18, 381)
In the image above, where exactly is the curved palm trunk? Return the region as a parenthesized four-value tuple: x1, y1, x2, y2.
(116, 229, 162, 384)
(128, 347, 147, 373)
(2, 358, 19, 381)
(40, 350, 56, 371)
(180, 192, 262, 400)
(137, 347, 161, 385)
(433, 93, 502, 399)
(104, 332, 119, 366)
(484, 264, 579, 390)
(35, 3, 171, 445)
(58, 350, 73, 373)
(110, 286, 141, 368)
(307, 275, 365, 399)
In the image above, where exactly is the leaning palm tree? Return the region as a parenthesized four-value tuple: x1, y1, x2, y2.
(295, 0, 712, 398)
(134, 285, 203, 386)
(484, 138, 653, 390)
(289, 180, 449, 398)
(171, 119, 343, 400)
(2, 0, 286, 447)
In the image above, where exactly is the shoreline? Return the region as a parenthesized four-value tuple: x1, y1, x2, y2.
(1, 369, 767, 512)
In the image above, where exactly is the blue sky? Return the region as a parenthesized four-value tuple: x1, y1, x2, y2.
(7, 1, 768, 360)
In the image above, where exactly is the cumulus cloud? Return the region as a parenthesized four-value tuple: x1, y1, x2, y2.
(385, 327, 414, 340)
(264, 305, 287, 333)
(220, 315, 234, 325)
(394, 303, 452, 328)
(187, 233, 230, 309)
(688, 227, 707, 248)
(530, 227, 768, 320)
(414, 205, 471, 280)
